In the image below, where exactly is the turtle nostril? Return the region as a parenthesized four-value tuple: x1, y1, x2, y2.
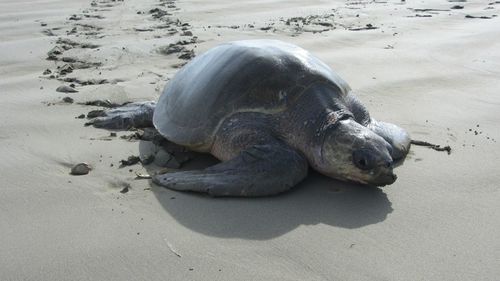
(385, 160, 393, 168)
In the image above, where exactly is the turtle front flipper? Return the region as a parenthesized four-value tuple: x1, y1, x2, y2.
(369, 120, 411, 163)
(152, 143, 308, 197)
(86, 101, 156, 129)
(346, 93, 410, 163)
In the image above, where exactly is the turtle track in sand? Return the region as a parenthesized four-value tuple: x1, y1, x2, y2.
(40, 0, 201, 179)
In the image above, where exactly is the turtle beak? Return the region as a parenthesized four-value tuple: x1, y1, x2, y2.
(371, 161, 397, 186)
(372, 171, 397, 186)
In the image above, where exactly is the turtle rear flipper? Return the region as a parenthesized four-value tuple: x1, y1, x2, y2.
(152, 143, 308, 197)
(86, 101, 156, 129)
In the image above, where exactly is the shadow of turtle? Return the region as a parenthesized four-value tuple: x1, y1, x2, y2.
(139, 140, 393, 240)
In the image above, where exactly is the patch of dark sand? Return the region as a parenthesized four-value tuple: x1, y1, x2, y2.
(120, 155, 141, 167)
(134, 27, 154, 32)
(409, 8, 450, 12)
(68, 14, 82, 21)
(83, 14, 105, 19)
(42, 29, 56, 36)
(80, 100, 130, 108)
(465, 14, 496, 19)
(76, 23, 104, 31)
(56, 38, 100, 49)
(157, 38, 198, 61)
(410, 14, 433, 18)
(60, 77, 115, 86)
(46, 45, 66, 60)
(53, 61, 102, 77)
(348, 23, 379, 31)
(149, 8, 171, 19)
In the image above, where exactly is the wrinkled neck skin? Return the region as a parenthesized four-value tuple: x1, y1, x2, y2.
(277, 82, 350, 168)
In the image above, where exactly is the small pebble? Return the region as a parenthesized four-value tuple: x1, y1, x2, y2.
(120, 185, 130, 193)
(56, 85, 78, 93)
(70, 163, 91, 175)
(120, 155, 141, 166)
(62, 96, 74, 103)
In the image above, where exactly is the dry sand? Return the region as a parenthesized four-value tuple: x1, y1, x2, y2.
(1, 0, 499, 280)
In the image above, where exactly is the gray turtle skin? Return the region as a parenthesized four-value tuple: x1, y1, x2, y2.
(90, 39, 411, 197)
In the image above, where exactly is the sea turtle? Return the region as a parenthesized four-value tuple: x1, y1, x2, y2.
(89, 39, 411, 197)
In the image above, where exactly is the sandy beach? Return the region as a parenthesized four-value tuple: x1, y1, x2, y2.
(1, 0, 499, 280)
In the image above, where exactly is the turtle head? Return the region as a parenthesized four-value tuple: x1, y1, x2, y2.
(314, 118, 397, 186)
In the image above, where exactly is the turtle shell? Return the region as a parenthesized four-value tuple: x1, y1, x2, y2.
(153, 39, 351, 150)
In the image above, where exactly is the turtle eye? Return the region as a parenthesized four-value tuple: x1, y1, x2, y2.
(352, 149, 376, 170)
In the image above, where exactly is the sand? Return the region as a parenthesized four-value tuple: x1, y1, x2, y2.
(1, 0, 499, 280)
